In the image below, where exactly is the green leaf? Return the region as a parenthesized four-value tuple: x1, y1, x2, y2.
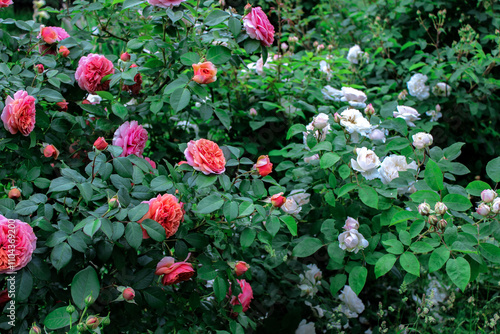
(76, 183, 93, 203)
(38, 88, 64, 102)
(170, 87, 191, 112)
(292, 238, 323, 257)
(486, 157, 500, 182)
(51, 243, 72, 271)
(49, 177, 76, 193)
(320, 152, 340, 169)
(446, 257, 470, 292)
(390, 210, 419, 226)
(15, 200, 39, 215)
(311, 141, 332, 152)
(71, 267, 100, 309)
(266, 216, 280, 236)
(142, 219, 166, 242)
(228, 17, 241, 37)
(14, 269, 33, 301)
(382, 239, 404, 255)
(330, 274, 347, 296)
(122, 0, 144, 9)
(240, 228, 256, 248)
(428, 246, 450, 273)
(375, 254, 397, 278)
(399, 252, 420, 277)
(150, 175, 174, 191)
(43, 306, 78, 330)
(206, 46, 232, 65)
(214, 109, 231, 130)
(96, 91, 114, 101)
(280, 215, 297, 236)
(349, 266, 367, 295)
(424, 160, 444, 191)
(442, 193, 472, 211)
(128, 203, 149, 221)
(244, 39, 260, 54)
(125, 222, 143, 250)
(180, 52, 200, 66)
(196, 174, 218, 188)
(113, 157, 134, 178)
(410, 241, 434, 254)
(112, 103, 128, 120)
(410, 190, 441, 206)
(213, 276, 228, 302)
(83, 218, 101, 238)
(197, 194, 224, 214)
(465, 180, 491, 196)
(359, 185, 378, 209)
(286, 124, 307, 140)
(480, 243, 500, 264)
(205, 9, 230, 26)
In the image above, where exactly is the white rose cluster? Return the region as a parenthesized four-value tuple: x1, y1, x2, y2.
(338, 285, 365, 318)
(298, 264, 322, 298)
(393, 105, 421, 127)
(338, 217, 369, 253)
(407, 73, 430, 100)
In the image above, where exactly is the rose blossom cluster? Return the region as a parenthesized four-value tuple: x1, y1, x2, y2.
(228, 279, 254, 314)
(297, 264, 322, 298)
(338, 285, 365, 318)
(338, 217, 369, 253)
(417, 202, 449, 232)
(412, 132, 433, 149)
(0, 215, 37, 274)
(475, 189, 500, 217)
(1, 90, 36, 136)
(378, 155, 418, 185)
(147, 0, 186, 7)
(407, 73, 430, 100)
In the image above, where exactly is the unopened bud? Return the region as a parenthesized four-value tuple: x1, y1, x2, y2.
(86, 316, 100, 330)
(270, 193, 286, 208)
(108, 196, 120, 209)
(93, 137, 108, 151)
(364, 103, 375, 116)
(84, 295, 94, 306)
(327, 44, 334, 51)
(476, 203, 490, 216)
(481, 189, 497, 203)
(66, 305, 76, 314)
(313, 41, 319, 47)
(435, 104, 441, 112)
(101, 316, 110, 326)
(418, 202, 431, 216)
(333, 112, 341, 124)
(428, 215, 438, 226)
(122, 287, 135, 301)
(8, 187, 21, 200)
(438, 219, 447, 231)
(281, 43, 288, 51)
(35, 64, 44, 74)
(434, 202, 447, 215)
(120, 52, 131, 62)
(29, 324, 42, 334)
(77, 323, 86, 332)
(249, 108, 257, 117)
(244, 3, 252, 15)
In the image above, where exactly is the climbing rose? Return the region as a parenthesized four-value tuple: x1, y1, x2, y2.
(112, 121, 148, 157)
(242, 7, 275, 47)
(1, 90, 36, 136)
(0, 215, 37, 274)
(184, 139, 226, 175)
(75, 54, 115, 93)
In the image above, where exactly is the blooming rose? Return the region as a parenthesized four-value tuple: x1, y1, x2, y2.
(147, 0, 186, 7)
(254, 56, 276, 76)
(58, 46, 70, 57)
(155, 256, 195, 285)
(234, 261, 250, 277)
(123, 64, 142, 95)
(481, 189, 497, 203)
(298, 264, 322, 298)
(192, 62, 217, 84)
(289, 189, 310, 206)
(303, 120, 331, 148)
(339, 285, 365, 318)
(339, 108, 373, 142)
(243, 7, 275, 47)
(0, 215, 37, 274)
(378, 155, 418, 184)
(311, 113, 329, 130)
(40, 26, 58, 44)
(351, 147, 381, 180)
(407, 73, 430, 100)
(338, 230, 369, 253)
(229, 279, 254, 313)
(426, 108, 443, 122)
(0, 0, 13, 7)
(112, 121, 148, 157)
(94, 137, 108, 150)
(184, 138, 226, 175)
(1, 90, 36, 136)
(347, 45, 366, 64)
(254, 155, 273, 177)
(75, 54, 115, 93)
(140, 194, 184, 238)
(341, 87, 367, 108)
(43, 144, 59, 159)
(476, 203, 490, 216)
(393, 105, 420, 127)
(343, 217, 360, 231)
(412, 132, 433, 149)
(295, 320, 316, 334)
(369, 129, 387, 143)
(86, 94, 102, 105)
(270, 192, 286, 208)
(322, 85, 343, 101)
(281, 197, 301, 215)
(433, 82, 451, 97)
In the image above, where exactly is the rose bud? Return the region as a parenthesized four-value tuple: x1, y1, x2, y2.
(327, 44, 334, 50)
(86, 316, 100, 330)
(333, 112, 341, 123)
(434, 202, 447, 215)
(120, 52, 131, 61)
(43, 144, 60, 159)
(438, 219, 447, 231)
(364, 103, 375, 116)
(192, 61, 217, 84)
(281, 42, 288, 51)
(249, 108, 257, 117)
(108, 196, 120, 209)
(243, 3, 252, 15)
(253, 155, 273, 177)
(122, 287, 135, 301)
(66, 305, 76, 314)
(492, 198, 500, 214)
(35, 64, 44, 74)
(8, 187, 21, 200)
(82, 99, 91, 104)
(412, 132, 433, 150)
(29, 324, 42, 334)
(476, 203, 490, 216)
(84, 295, 94, 306)
(56, 100, 68, 112)
(234, 261, 250, 276)
(428, 215, 438, 226)
(270, 193, 286, 208)
(342, 216, 359, 231)
(435, 104, 441, 112)
(94, 137, 108, 151)
(311, 113, 329, 130)
(418, 202, 431, 216)
(313, 41, 319, 47)
(58, 45, 70, 57)
(481, 189, 497, 203)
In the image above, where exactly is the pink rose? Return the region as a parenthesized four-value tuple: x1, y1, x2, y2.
(270, 192, 286, 208)
(253, 155, 273, 177)
(184, 138, 226, 175)
(147, 0, 186, 7)
(192, 62, 217, 84)
(58, 46, 70, 58)
(139, 194, 184, 239)
(234, 261, 250, 277)
(145, 157, 156, 169)
(42, 144, 60, 159)
(342, 217, 360, 231)
(155, 256, 195, 285)
(112, 121, 148, 157)
(75, 54, 115, 93)
(40, 26, 58, 44)
(122, 287, 135, 301)
(0, 0, 13, 7)
(243, 7, 275, 47)
(120, 52, 131, 61)
(0, 215, 37, 274)
(229, 279, 253, 313)
(1, 90, 36, 136)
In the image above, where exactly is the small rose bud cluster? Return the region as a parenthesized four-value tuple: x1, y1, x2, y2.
(418, 202, 449, 231)
(475, 189, 499, 217)
(338, 217, 369, 253)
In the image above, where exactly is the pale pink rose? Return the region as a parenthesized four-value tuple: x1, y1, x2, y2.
(342, 217, 359, 231)
(0, 215, 37, 274)
(192, 62, 217, 84)
(243, 7, 275, 47)
(155, 256, 195, 285)
(1, 90, 36, 136)
(112, 121, 148, 157)
(147, 0, 186, 7)
(229, 279, 254, 313)
(75, 54, 115, 93)
(0, 0, 13, 7)
(184, 139, 226, 175)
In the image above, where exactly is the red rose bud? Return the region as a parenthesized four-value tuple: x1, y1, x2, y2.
(43, 144, 60, 159)
(8, 187, 21, 200)
(35, 64, 44, 74)
(254, 155, 273, 177)
(94, 137, 108, 151)
(234, 261, 250, 276)
(122, 287, 135, 301)
(120, 52, 131, 61)
(85, 316, 100, 330)
(56, 100, 68, 112)
(58, 45, 70, 57)
(271, 193, 286, 208)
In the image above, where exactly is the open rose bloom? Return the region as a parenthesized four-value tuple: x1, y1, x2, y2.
(155, 256, 195, 285)
(140, 194, 184, 239)
(112, 121, 148, 157)
(192, 62, 217, 84)
(184, 138, 226, 175)
(243, 7, 275, 47)
(0, 215, 37, 274)
(147, 0, 186, 7)
(75, 54, 115, 93)
(1, 90, 36, 136)
(229, 279, 254, 313)
(38, 26, 70, 56)
(0, 0, 13, 7)
(253, 155, 273, 177)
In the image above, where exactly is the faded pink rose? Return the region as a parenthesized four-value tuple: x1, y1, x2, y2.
(243, 7, 275, 47)
(147, 0, 186, 7)
(75, 54, 115, 93)
(184, 138, 226, 175)
(229, 279, 253, 313)
(155, 256, 195, 285)
(0, 215, 37, 274)
(1, 90, 36, 136)
(112, 121, 148, 157)
(0, 0, 13, 7)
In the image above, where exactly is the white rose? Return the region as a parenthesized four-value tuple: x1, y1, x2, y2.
(290, 189, 310, 206)
(407, 73, 430, 100)
(282, 197, 302, 215)
(433, 82, 451, 97)
(303, 121, 331, 148)
(298, 284, 318, 298)
(339, 285, 365, 318)
(339, 109, 373, 143)
(304, 154, 320, 163)
(425, 109, 442, 122)
(491, 198, 500, 213)
(347, 45, 365, 64)
(312, 113, 330, 130)
(378, 155, 418, 184)
(322, 85, 343, 101)
(412, 132, 433, 149)
(368, 129, 387, 143)
(341, 87, 367, 109)
(87, 94, 102, 104)
(351, 147, 381, 180)
(393, 105, 421, 127)
(295, 319, 316, 334)
(319, 60, 332, 80)
(304, 264, 322, 284)
(338, 230, 369, 253)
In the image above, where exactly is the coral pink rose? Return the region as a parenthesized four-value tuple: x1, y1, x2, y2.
(229, 279, 254, 313)
(184, 139, 226, 175)
(59, 46, 70, 58)
(270, 192, 286, 207)
(243, 7, 275, 47)
(253, 155, 273, 177)
(1, 90, 36, 136)
(147, 0, 186, 8)
(155, 256, 195, 285)
(75, 54, 115, 93)
(93, 137, 108, 150)
(140, 194, 184, 239)
(0, 215, 37, 274)
(40, 26, 58, 44)
(122, 64, 142, 95)
(112, 121, 148, 157)
(122, 287, 135, 301)
(192, 62, 217, 84)
(0, 0, 13, 7)
(120, 52, 131, 61)
(43, 144, 60, 159)
(234, 261, 250, 277)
